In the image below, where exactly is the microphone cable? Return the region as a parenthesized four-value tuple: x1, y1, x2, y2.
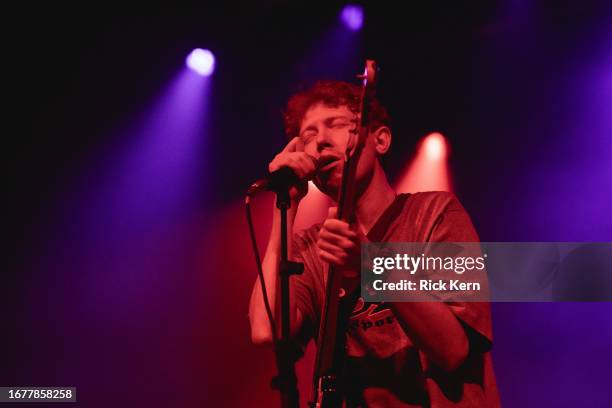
(245, 191, 278, 344)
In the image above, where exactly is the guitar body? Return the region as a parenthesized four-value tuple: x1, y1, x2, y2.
(312, 265, 359, 407)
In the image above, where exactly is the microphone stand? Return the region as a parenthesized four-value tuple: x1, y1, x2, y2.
(271, 187, 303, 408)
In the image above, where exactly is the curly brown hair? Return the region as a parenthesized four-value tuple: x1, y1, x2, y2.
(283, 80, 390, 139)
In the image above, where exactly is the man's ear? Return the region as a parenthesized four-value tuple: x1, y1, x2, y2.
(372, 126, 392, 155)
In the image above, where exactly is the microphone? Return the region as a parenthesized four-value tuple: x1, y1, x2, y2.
(247, 156, 319, 195)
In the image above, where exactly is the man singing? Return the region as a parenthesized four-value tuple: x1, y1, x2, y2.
(249, 81, 500, 407)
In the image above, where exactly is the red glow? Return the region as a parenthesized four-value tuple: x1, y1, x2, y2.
(294, 181, 333, 231)
(394, 132, 452, 193)
(196, 183, 329, 406)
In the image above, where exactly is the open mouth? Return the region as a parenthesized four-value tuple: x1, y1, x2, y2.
(318, 155, 341, 172)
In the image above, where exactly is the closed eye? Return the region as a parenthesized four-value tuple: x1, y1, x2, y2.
(327, 117, 352, 128)
(300, 129, 317, 143)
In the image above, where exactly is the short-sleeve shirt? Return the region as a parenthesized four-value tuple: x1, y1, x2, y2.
(291, 192, 501, 407)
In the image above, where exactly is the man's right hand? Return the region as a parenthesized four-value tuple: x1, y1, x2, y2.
(268, 137, 317, 203)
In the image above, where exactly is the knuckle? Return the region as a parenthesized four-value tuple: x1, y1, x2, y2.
(326, 220, 340, 229)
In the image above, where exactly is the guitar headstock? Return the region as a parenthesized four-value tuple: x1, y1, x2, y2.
(346, 60, 378, 159)
(362, 59, 377, 94)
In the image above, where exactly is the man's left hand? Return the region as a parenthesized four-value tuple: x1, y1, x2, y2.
(317, 207, 363, 278)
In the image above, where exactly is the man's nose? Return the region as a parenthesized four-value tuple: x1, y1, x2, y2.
(315, 128, 333, 153)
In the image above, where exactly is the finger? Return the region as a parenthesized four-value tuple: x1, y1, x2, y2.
(296, 153, 317, 177)
(318, 249, 343, 266)
(269, 154, 292, 172)
(318, 230, 357, 250)
(269, 151, 310, 174)
(286, 153, 316, 179)
(323, 219, 358, 239)
(327, 207, 338, 220)
(305, 153, 318, 170)
(317, 239, 351, 260)
(282, 137, 301, 153)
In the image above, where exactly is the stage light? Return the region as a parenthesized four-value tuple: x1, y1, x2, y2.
(186, 48, 216, 76)
(424, 132, 447, 161)
(395, 132, 452, 193)
(340, 4, 364, 31)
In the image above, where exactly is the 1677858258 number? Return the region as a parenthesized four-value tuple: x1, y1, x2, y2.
(0, 387, 76, 402)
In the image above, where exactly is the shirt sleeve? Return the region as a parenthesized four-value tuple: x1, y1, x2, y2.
(428, 193, 493, 346)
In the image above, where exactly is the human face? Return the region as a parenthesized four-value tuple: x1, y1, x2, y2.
(298, 103, 358, 196)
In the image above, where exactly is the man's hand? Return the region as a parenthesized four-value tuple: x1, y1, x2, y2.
(317, 207, 363, 278)
(268, 137, 317, 203)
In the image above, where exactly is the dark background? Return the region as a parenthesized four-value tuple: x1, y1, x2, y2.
(5, 1, 612, 407)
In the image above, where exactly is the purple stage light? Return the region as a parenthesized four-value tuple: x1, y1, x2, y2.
(341, 4, 364, 31)
(186, 48, 215, 76)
